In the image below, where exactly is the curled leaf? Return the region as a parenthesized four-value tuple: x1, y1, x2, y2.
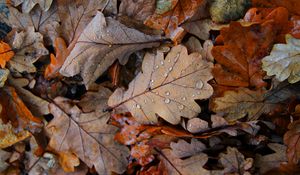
(0, 41, 14, 68)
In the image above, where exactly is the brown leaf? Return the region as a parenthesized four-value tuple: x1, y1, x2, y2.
(0, 149, 11, 172)
(60, 11, 162, 88)
(170, 139, 206, 158)
(11, 0, 53, 13)
(0, 41, 14, 68)
(108, 45, 213, 124)
(182, 19, 212, 40)
(212, 22, 277, 88)
(251, 0, 300, 16)
(119, 0, 155, 21)
(185, 37, 214, 62)
(284, 119, 300, 164)
(46, 87, 130, 174)
(0, 69, 9, 88)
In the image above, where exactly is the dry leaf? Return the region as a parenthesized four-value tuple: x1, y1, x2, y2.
(212, 83, 300, 121)
(251, 0, 300, 16)
(119, 0, 155, 21)
(60, 11, 162, 88)
(212, 22, 277, 88)
(185, 37, 214, 62)
(182, 19, 212, 40)
(11, 0, 53, 13)
(186, 118, 209, 133)
(0, 149, 11, 172)
(170, 139, 206, 158)
(9, 27, 49, 73)
(255, 143, 288, 174)
(262, 34, 300, 83)
(46, 88, 130, 174)
(0, 68, 9, 87)
(0, 41, 14, 68)
(144, 0, 206, 42)
(284, 119, 300, 164)
(159, 149, 210, 175)
(218, 147, 253, 174)
(108, 45, 213, 124)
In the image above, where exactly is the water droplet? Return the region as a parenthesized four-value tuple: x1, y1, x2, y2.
(165, 91, 170, 96)
(164, 72, 168, 77)
(164, 98, 170, 104)
(144, 99, 147, 104)
(182, 97, 186, 101)
(195, 80, 203, 89)
(192, 94, 196, 97)
(174, 53, 180, 62)
(151, 99, 154, 102)
(108, 44, 112, 48)
(155, 92, 159, 95)
(178, 105, 184, 110)
(197, 91, 201, 95)
(150, 79, 154, 83)
(155, 65, 159, 69)
(168, 67, 173, 71)
(136, 104, 141, 109)
(160, 61, 164, 65)
(168, 59, 171, 63)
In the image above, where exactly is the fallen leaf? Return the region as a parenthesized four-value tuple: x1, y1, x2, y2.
(60, 11, 162, 88)
(170, 139, 206, 158)
(8, 27, 49, 73)
(185, 37, 214, 62)
(182, 19, 212, 40)
(144, 0, 206, 42)
(159, 148, 210, 175)
(255, 143, 288, 174)
(262, 34, 300, 83)
(218, 147, 253, 174)
(46, 88, 130, 174)
(209, 0, 251, 23)
(108, 45, 213, 124)
(251, 0, 300, 16)
(119, 0, 155, 21)
(212, 22, 277, 88)
(211, 83, 300, 121)
(0, 149, 11, 172)
(0, 41, 14, 68)
(0, 68, 9, 87)
(11, 0, 53, 13)
(186, 118, 209, 133)
(284, 119, 300, 164)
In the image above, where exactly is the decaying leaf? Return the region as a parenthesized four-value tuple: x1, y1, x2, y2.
(212, 83, 300, 121)
(8, 27, 49, 73)
(60, 11, 162, 88)
(159, 148, 210, 175)
(255, 143, 288, 174)
(144, 0, 206, 42)
(284, 119, 300, 164)
(251, 0, 300, 16)
(185, 37, 214, 62)
(170, 139, 206, 158)
(0, 68, 9, 87)
(108, 45, 213, 124)
(212, 22, 277, 88)
(11, 0, 53, 13)
(119, 0, 155, 21)
(262, 34, 300, 84)
(182, 19, 212, 41)
(0, 149, 11, 172)
(218, 147, 253, 174)
(46, 87, 130, 174)
(0, 41, 14, 68)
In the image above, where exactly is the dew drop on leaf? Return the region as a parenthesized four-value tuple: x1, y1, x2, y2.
(164, 98, 170, 104)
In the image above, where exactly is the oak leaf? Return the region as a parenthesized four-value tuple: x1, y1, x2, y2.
(108, 45, 213, 124)
(46, 87, 130, 174)
(144, 0, 205, 42)
(11, 0, 53, 13)
(182, 19, 212, 41)
(0, 41, 14, 68)
(60, 11, 162, 88)
(211, 83, 300, 121)
(0, 68, 9, 87)
(170, 139, 206, 158)
(251, 0, 300, 16)
(212, 22, 277, 88)
(8, 27, 49, 73)
(119, 0, 155, 21)
(262, 34, 300, 83)
(284, 119, 300, 164)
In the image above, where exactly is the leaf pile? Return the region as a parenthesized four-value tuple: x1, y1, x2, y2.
(1, 0, 300, 175)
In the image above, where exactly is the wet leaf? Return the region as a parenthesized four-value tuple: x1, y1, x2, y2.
(46, 87, 130, 174)
(108, 45, 213, 124)
(262, 34, 300, 83)
(0, 41, 14, 68)
(11, 0, 53, 13)
(60, 11, 162, 88)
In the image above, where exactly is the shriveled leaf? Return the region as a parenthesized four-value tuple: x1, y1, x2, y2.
(262, 34, 300, 83)
(170, 139, 206, 158)
(11, 0, 53, 13)
(212, 83, 300, 121)
(108, 45, 213, 124)
(159, 149, 210, 175)
(46, 87, 129, 174)
(60, 11, 162, 88)
(0, 149, 11, 172)
(6, 4, 60, 44)
(185, 37, 214, 62)
(218, 147, 253, 174)
(0, 41, 14, 68)
(255, 143, 288, 174)
(0, 68, 9, 87)
(284, 119, 300, 164)
(9, 27, 48, 73)
(119, 0, 155, 21)
(144, 0, 206, 42)
(212, 22, 277, 88)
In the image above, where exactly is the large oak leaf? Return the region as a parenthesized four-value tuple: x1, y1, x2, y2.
(60, 11, 162, 88)
(108, 45, 213, 124)
(46, 87, 130, 174)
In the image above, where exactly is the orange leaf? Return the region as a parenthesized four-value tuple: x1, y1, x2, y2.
(144, 0, 204, 43)
(284, 119, 300, 164)
(212, 22, 278, 88)
(0, 41, 14, 68)
(251, 0, 300, 16)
